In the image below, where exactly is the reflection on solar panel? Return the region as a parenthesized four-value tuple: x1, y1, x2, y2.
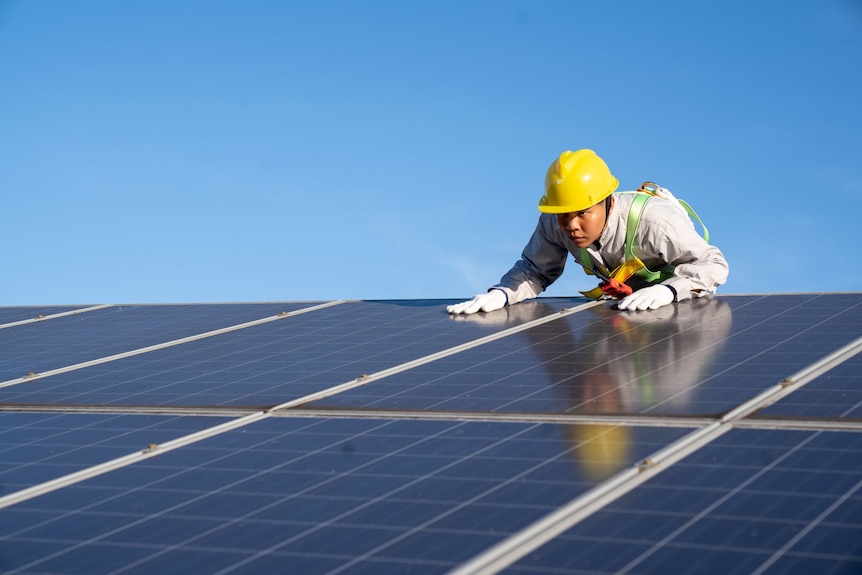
(1, 294, 860, 574)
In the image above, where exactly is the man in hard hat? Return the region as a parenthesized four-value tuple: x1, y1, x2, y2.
(447, 149, 729, 314)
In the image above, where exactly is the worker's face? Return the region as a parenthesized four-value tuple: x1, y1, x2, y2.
(556, 199, 610, 248)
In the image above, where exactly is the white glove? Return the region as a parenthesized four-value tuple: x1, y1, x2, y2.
(618, 285, 675, 311)
(447, 289, 507, 315)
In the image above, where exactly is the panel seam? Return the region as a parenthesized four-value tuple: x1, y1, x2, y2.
(0, 300, 347, 389)
(446, 334, 862, 575)
(0, 304, 115, 330)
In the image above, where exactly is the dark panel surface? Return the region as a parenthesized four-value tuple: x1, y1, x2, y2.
(757, 352, 862, 420)
(0, 416, 689, 575)
(0, 303, 318, 382)
(0, 299, 580, 408)
(505, 428, 862, 575)
(2, 294, 860, 575)
(0, 412, 230, 494)
(308, 294, 862, 417)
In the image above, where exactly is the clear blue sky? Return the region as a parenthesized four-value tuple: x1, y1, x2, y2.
(2, 0, 861, 305)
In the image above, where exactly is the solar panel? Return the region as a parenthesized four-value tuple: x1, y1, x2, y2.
(501, 428, 862, 575)
(303, 295, 862, 418)
(0, 303, 320, 382)
(756, 353, 862, 420)
(0, 298, 579, 409)
(0, 293, 859, 574)
(0, 417, 689, 574)
(0, 412, 231, 492)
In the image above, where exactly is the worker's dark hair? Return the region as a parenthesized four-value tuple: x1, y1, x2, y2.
(604, 196, 613, 219)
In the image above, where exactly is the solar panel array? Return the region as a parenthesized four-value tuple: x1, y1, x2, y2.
(1, 294, 860, 574)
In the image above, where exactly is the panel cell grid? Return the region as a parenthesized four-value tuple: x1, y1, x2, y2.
(0, 412, 231, 494)
(0, 303, 316, 381)
(757, 352, 862, 420)
(0, 417, 689, 575)
(0, 294, 860, 575)
(505, 428, 862, 575)
(0, 299, 579, 408)
(307, 295, 862, 418)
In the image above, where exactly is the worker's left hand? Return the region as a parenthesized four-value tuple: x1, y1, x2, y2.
(618, 285, 675, 311)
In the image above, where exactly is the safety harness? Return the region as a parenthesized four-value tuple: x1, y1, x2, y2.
(579, 186, 710, 300)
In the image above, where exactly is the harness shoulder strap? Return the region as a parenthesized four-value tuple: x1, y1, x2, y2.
(579, 190, 692, 299)
(625, 193, 651, 262)
(677, 198, 710, 243)
(578, 192, 650, 275)
(623, 193, 668, 284)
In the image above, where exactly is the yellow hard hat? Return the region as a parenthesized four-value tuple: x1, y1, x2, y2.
(539, 149, 619, 213)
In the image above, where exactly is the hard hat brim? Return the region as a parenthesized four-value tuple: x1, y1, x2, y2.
(537, 187, 615, 214)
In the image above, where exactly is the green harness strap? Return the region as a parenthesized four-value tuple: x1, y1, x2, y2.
(577, 191, 710, 292)
(676, 197, 710, 243)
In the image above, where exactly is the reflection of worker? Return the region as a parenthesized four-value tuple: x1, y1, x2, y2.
(456, 298, 732, 480)
(548, 298, 733, 416)
(448, 149, 729, 314)
(566, 299, 731, 479)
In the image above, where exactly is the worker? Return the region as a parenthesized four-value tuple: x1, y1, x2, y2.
(447, 149, 729, 314)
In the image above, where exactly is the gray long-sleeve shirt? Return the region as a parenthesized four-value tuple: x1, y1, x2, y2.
(494, 192, 729, 304)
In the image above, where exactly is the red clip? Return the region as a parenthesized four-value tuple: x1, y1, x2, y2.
(599, 279, 633, 299)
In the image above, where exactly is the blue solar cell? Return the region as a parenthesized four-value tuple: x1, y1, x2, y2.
(757, 352, 862, 419)
(0, 303, 316, 382)
(0, 416, 689, 574)
(1, 294, 860, 574)
(759, 554, 862, 575)
(0, 298, 580, 408)
(0, 412, 230, 493)
(505, 427, 862, 575)
(307, 294, 862, 417)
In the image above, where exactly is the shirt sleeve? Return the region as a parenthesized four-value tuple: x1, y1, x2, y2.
(638, 206, 729, 301)
(492, 215, 570, 305)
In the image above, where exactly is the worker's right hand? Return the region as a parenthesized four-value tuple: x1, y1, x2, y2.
(446, 290, 507, 315)
(618, 284, 675, 311)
